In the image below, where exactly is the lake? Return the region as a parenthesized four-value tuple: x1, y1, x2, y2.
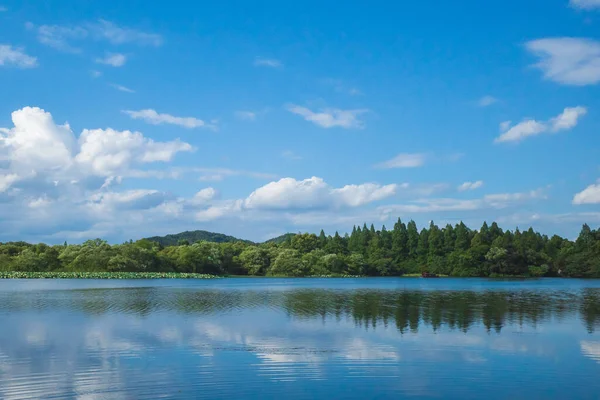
(0, 278, 599, 399)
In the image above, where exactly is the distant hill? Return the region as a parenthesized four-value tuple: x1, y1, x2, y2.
(145, 230, 253, 246)
(264, 233, 296, 244)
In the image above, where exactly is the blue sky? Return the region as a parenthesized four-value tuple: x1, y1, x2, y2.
(1, 0, 600, 243)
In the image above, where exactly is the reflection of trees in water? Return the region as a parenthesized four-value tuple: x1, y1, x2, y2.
(0, 287, 598, 333)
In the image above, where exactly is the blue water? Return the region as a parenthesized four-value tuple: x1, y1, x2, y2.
(0, 278, 599, 399)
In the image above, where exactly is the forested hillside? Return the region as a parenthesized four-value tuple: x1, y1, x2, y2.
(1, 219, 599, 277)
(145, 230, 252, 246)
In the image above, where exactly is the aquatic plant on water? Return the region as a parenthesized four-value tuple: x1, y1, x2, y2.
(0, 271, 221, 279)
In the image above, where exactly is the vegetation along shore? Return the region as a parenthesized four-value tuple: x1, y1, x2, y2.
(0, 219, 598, 278)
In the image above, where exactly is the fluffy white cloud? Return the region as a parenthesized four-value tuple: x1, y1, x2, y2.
(458, 181, 484, 191)
(243, 177, 397, 210)
(573, 181, 600, 204)
(286, 105, 368, 129)
(478, 96, 498, 107)
(28, 19, 162, 51)
(76, 128, 192, 175)
(0, 107, 193, 189)
(0, 44, 38, 68)
(375, 153, 426, 169)
(526, 38, 600, 86)
(123, 109, 215, 129)
(95, 52, 126, 67)
(495, 106, 586, 143)
(192, 188, 217, 204)
(570, 0, 600, 9)
(110, 84, 135, 93)
(253, 57, 282, 68)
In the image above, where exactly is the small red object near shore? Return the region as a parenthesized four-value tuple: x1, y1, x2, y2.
(421, 272, 439, 278)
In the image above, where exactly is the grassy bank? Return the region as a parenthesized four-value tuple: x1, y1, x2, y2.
(0, 272, 221, 279)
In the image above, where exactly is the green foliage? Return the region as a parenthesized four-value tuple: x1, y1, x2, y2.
(0, 220, 599, 278)
(146, 230, 252, 246)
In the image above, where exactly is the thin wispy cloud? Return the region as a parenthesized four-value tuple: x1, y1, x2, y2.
(254, 57, 283, 68)
(90, 70, 102, 78)
(495, 106, 587, 143)
(281, 150, 302, 160)
(322, 78, 362, 96)
(286, 104, 368, 129)
(123, 109, 216, 130)
(526, 37, 600, 86)
(570, 0, 600, 10)
(234, 111, 256, 121)
(0, 44, 38, 68)
(27, 19, 163, 52)
(477, 95, 498, 107)
(458, 181, 484, 191)
(110, 83, 135, 93)
(95, 52, 126, 67)
(374, 153, 426, 169)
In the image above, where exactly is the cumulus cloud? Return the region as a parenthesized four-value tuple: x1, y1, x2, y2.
(286, 105, 368, 129)
(192, 188, 217, 204)
(28, 19, 162, 51)
(253, 57, 282, 68)
(573, 181, 600, 204)
(375, 153, 426, 169)
(526, 38, 600, 86)
(0, 44, 38, 68)
(570, 0, 600, 10)
(243, 177, 397, 210)
(95, 52, 126, 67)
(495, 106, 586, 143)
(0, 107, 193, 190)
(123, 109, 215, 130)
(458, 181, 484, 191)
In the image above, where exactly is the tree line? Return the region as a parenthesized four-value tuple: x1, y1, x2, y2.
(0, 219, 599, 277)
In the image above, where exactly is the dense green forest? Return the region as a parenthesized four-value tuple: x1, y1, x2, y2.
(1, 219, 599, 277)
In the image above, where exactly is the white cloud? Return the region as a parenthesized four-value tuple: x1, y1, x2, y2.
(28, 19, 162, 52)
(322, 78, 362, 96)
(375, 153, 426, 169)
(90, 70, 102, 78)
(95, 52, 126, 67)
(123, 109, 215, 130)
(478, 95, 498, 107)
(0, 44, 38, 68)
(526, 38, 600, 86)
(254, 57, 282, 68)
(286, 105, 368, 129)
(378, 188, 547, 215)
(192, 188, 217, 204)
(110, 84, 135, 93)
(0, 106, 193, 184)
(234, 111, 256, 121)
(243, 177, 397, 210)
(495, 106, 586, 143)
(27, 23, 87, 53)
(573, 181, 600, 204)
(458, 181, 484, 191)
(549, 106, 587, 131)
(281, 150, 302, 160)
(89, 19, 163, 46)
(570, 0, 600, 10)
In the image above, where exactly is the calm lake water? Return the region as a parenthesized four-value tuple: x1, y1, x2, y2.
(0, 278, 599, 399)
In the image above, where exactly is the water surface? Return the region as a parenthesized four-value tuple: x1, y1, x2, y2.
(0, 278, 599, 399)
